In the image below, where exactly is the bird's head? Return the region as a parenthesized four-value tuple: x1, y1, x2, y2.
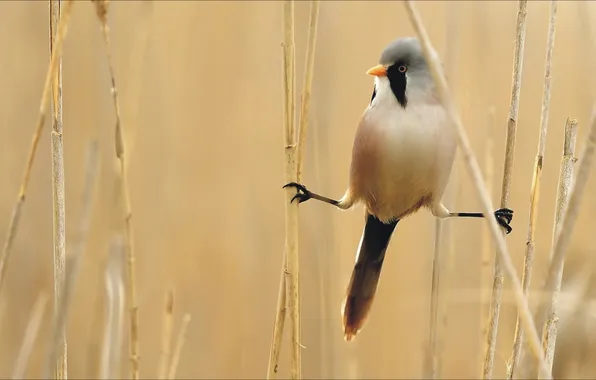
(366, 37, 436, 108)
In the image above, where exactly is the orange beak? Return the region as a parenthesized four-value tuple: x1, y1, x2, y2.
(366, 64, 387, 77)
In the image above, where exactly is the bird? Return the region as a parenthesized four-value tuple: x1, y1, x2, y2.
(283, 36, 514, 342)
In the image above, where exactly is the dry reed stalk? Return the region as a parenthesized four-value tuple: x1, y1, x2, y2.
(91, 1, 140, 377)
(158, 289, 175, 379)
(49, 0, 67, 377)
(267, 260, 287, 378)
(426, 221, 443, 379)
(268, 1, 320, 378)
(440, 0, 461, 308)
(483, 1, 527, 378)
(12, 292, 49, 379)
(309, 117, 333, 378)
(403, 2, 552, 379)
(296, 0, 320, 178)
(167, 314, 191, 380)
(0, 0, 74, 295)
(99, 236, 126, 380)
(508, 2, 558, 377)
(43, 140, 100, 379)
(122, 0, 153, 172)
(281, 1, 300, 377)
(541, 118, 578, 371)
(267, 233, 301, 366)
(532, 110, 596, 378)
(480, 107, 496, 341)
(425, 5, 460, 378)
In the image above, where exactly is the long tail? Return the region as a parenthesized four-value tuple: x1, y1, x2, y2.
(341, 212, 398, 341)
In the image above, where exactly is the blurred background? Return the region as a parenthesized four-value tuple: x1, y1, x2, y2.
(0, 0, 595, 378)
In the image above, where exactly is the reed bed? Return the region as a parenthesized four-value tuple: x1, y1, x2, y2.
(0, 1, 594, 379)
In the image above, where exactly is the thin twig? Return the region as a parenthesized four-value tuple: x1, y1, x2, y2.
(44, 140, 101, 379)
(269, 1, 320, 378)
(167, 314, 191, 380)
(533, 109, 596, 378)
(0, 0, 74, 295)
(49, 0, 67, 377)
(403, 2, 551, 379)
(12, 292, 49, 379)
(541, 118, 578, 371)
(508, 2, 558, 377)
(483, 1, 527, 378)
(92, 1, 140, 377)
(158, 289, 175, 379)
(99, 236, 126, 380)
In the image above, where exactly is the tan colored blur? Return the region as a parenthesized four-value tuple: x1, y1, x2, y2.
(0, 1, 594, 378)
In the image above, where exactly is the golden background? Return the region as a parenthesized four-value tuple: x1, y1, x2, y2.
(0, 0, 594, 378)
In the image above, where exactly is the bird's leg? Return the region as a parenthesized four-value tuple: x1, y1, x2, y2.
(431, 204, 514, 234)
(449, 208, 514, 234)
(283, 182, 344, 208)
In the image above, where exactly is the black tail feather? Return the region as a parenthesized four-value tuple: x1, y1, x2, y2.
(341, 212, 398, 341)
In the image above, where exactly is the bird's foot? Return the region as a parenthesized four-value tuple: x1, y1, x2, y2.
(494, 208, 514, 234)
(283, 182, 312, 204)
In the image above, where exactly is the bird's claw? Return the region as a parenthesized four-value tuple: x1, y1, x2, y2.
(494, 208, 514, 234)
(283, 182, 312, 204)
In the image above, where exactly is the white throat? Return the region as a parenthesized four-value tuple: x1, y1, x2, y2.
(371, 76, 400, 109)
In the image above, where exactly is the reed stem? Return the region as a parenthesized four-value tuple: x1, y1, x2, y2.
(507, 2, 558, 377)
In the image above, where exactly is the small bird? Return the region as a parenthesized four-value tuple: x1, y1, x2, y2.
(284, 37, 514, 342)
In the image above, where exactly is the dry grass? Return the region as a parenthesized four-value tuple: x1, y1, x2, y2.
(92, 0, 140, 377)
(158, 289, 175, 379)
(49, 0, 67, 377)
(532, 109, 596, 377)
(404, 0, 551, 378)
(425, 5, 461, 378)
(508, 1, 558, 377)
(0, 2, 595, 379)
(0, 0, 74, 296)
(43, 140, 100, 379)
(542, 118, 579, 370)
(480, 106, 496, 341)
(483, 1, 528, 377)
(167, 313, 191, 380)
(268, 1, 320, 379)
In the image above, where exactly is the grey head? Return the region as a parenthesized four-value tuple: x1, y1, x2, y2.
(368, 37, 434, 108)
(379, 37, 428, 71)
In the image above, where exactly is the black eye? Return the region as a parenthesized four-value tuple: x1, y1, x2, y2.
(398, 65, 407, 73)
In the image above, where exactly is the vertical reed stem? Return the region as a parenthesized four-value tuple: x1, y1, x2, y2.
(480, 106, 496, 343)
(49, 0, 67, 377)
(508, 3, 557, 377)
(268, 2, 320, 378)
(0, 0, 74, 298)
(533, 110, 596, 376)
(92, 1, 140, 377)
(541, 118, 578, 371)
(483, 1, 527, 378)
(158, 290, 175, 379)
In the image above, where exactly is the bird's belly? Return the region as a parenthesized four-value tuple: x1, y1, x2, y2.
(355, 106, 456, 221)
